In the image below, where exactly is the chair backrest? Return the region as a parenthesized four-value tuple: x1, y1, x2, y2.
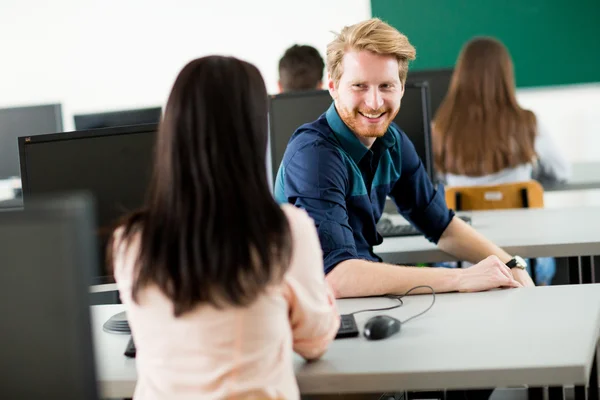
(445, 180, 544, 211)
(0, 194, 99, 400)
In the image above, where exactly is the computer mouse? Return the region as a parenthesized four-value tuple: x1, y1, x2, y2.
(364, 315, 401, 340)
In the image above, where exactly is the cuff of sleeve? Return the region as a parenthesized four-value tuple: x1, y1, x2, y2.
(323, 248, 358, 274)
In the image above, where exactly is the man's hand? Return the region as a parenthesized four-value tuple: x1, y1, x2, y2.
(458, 255, 523, 292)
(511, 267, 535, 287)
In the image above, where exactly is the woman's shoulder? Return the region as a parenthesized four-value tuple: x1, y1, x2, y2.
(280, 204, 315, 231)
(111, 225, 142, 280)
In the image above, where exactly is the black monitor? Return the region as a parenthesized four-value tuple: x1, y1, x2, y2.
(396, 81, 434, 179)
(19, 124, 157, 281)
(407, 68, 453, 118)
(0, 104, 63, 181)
(74, 106, 162, 130)
(268, 82, 434, 181)
(268, 90, 333, 181)
(0, 194, 99, 400)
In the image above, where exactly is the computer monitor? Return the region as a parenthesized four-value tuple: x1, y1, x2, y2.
(268, 90, 332, 181)
(397, 81, 434, 179)
(268, 82, 434, 181)
(19, 124, 157, 281)
(74, 106, 162, 130)
(0, 194, 99, 400)
(407, 68, 453, 118)
(0, 104, 63, 181)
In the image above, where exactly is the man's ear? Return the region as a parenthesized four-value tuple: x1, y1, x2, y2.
(277, 80, 283, 93)
(399, 80, 405, 100)
(327, 74, 337, 100)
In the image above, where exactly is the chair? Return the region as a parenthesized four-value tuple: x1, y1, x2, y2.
(444, 180, 544, 282)
(0, 194, 99, 399)
(445, 180, 544, 211)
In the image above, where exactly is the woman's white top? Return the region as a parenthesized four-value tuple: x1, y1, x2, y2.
(444, 123, 571, 187)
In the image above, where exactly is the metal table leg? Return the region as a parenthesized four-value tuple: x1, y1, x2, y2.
(581, 256, 594, 284)
(589, 352, 599, 400)
(528, 387, 544, 400)
(548, 387, 564, 400)
(569, 256, 582, 284)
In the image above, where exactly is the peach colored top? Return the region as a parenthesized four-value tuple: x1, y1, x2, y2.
(114, 205, 340, 400)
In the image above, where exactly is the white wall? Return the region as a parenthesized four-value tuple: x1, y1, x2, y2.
(517, 83, 600, 163)
(1, 0, 598, 165)
(0, 0, 371, 131)
(516, 83, 600, 207)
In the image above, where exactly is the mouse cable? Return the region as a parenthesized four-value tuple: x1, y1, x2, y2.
(347, 285, 436, 323)
(396, 285, 436, 325)
(348, 295, 404, 316)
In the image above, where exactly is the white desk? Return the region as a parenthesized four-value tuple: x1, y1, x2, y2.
(93, 304, 136, 399)
(92, 285, 600, 398)
(376, 207, 600, 265)
(542, 162, 600, 192)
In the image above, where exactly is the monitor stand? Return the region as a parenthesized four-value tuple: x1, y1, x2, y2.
(103, 311, 131, 334)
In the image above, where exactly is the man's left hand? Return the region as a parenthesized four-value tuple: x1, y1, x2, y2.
(511, 267, 535, 287)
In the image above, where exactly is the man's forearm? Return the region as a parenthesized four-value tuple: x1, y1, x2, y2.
(326, 258, 461, 298)
(437, 216, 512, 264)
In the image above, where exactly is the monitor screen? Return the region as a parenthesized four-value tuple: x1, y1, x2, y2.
(407, 68, 453, 118)
(0, 104, 63, 180)
(396, 81, 434, 178)
(268, 83, 434, 180)
(268, 90, 332, 181)
(19, 124, 157, 279)
(74, 107, 162, 130)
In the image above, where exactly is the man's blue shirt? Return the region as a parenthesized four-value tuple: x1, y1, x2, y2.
(274, 103, 454, 274)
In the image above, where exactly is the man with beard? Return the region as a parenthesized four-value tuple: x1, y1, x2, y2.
(274, 18, 534, 301)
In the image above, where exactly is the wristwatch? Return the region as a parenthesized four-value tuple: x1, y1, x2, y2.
(506, 256, 527, 270)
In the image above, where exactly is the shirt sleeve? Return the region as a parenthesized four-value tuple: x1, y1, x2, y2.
(533, 122, 571, 183)
(281, 140, 358, 274)
(282, 205, 340, 361)
(388, 130, 454, 243)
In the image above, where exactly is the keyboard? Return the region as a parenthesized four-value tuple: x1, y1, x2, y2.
(335, 314, 359, 339)
(125, 315, 359, 355)
(378, 220, 422, 237)
(378, 215, 472, 238)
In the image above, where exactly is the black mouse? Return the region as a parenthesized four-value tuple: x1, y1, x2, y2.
(364, 315, 401, 340)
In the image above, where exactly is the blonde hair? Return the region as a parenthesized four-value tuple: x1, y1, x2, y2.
(327, 18, 416, 87)
(433, 37, 537, 176)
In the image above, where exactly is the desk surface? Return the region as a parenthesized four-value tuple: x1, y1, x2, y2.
(542, 162, 600, 192)
(93, 284, 600, 397)
(376, 206, 600, 264)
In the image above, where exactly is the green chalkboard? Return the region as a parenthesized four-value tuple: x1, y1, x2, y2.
(371, 0, 600, 87)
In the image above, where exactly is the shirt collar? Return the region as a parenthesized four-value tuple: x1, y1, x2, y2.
(325, 103, 397, 164)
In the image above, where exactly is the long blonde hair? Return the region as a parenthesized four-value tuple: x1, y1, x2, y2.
(433, 37, 537, 176)
(327, 18, 416, 87)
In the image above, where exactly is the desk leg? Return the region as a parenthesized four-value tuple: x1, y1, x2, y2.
(568, 257, 582, 284)
(528, 387, 544, 400)
(548, 387, 564, 400)
(589, 352, 599, 400)
(529, 258, 538, 286)
(581, 256, 594, 284)
(574, 385, 586, 400)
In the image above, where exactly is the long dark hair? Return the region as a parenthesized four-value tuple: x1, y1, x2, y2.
(433, 37, 537, 176)
(110, 56, 292, 316)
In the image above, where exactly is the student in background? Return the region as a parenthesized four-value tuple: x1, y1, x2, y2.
(278, 44, 325, 92)
(110, 56, 339, 400)
(432, 37, 571, 285)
